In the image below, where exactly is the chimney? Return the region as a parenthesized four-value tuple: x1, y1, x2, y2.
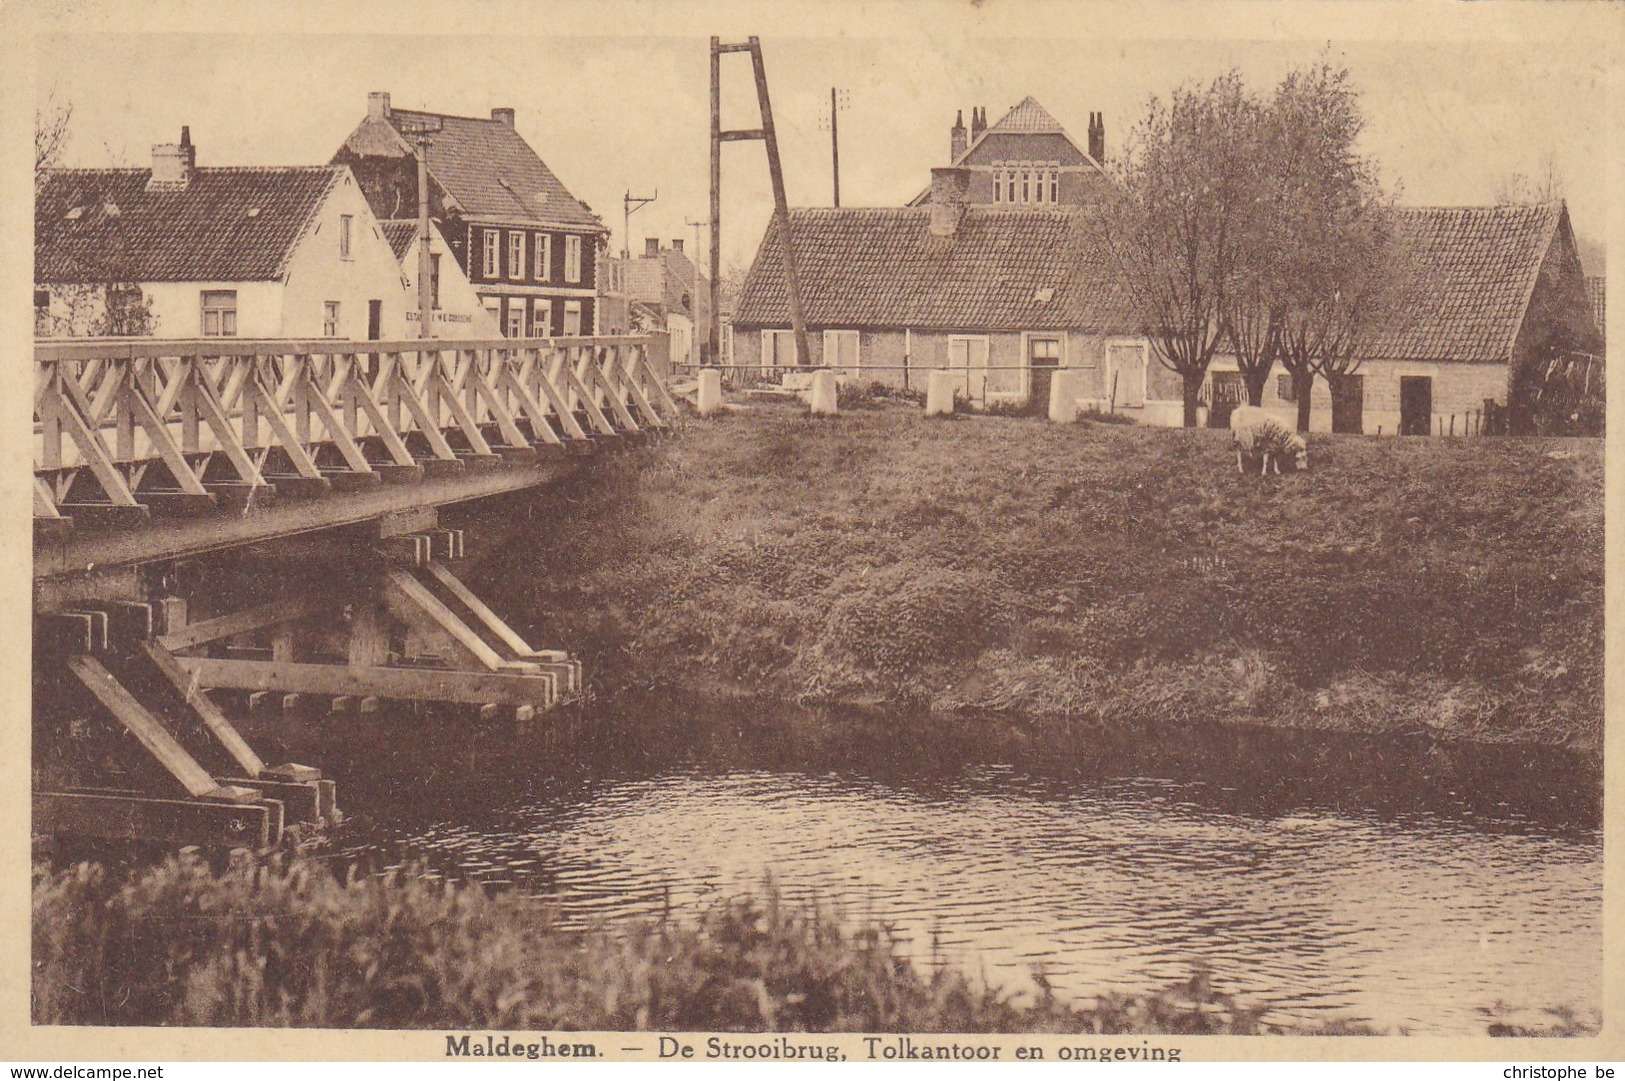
(645, 237, 661, 258)
(491, 107, 516, 127)
(929, 166, 971, 238)
(671, 238, 684, 253)
(148, 130, 195, 189)
(1088, 111, 1105, 162)
(368, 91, 392, 120)
(950, 109, 967, 163)
(970, 106, 986, 142)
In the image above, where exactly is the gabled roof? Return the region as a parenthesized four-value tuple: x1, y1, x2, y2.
(989, 95, 1066, 134)
(733, 206, 1131, 331)
(1365, 203, 1570, 363)
(337, 107, 603, 231)
(734, 202, 1583, 362)
(35, 166, 341, 283)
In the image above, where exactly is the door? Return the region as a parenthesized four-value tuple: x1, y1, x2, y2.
(947, 336, 989, 406)
(367, 299, 382, 341)
(1107, 342, 1146, 408)
(1209, 371, 1245, 428)
(824, 330, 860, 379)
(1331, 375, 1365, 434)
(1400, 376, 1432, 435)
(1027, 336, 1062, 411)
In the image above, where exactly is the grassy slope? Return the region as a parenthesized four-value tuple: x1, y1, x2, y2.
(469, 402, 1603, 752)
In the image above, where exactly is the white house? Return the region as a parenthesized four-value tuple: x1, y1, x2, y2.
(35, 128, 411, 341)
(379, 220, 499, 339)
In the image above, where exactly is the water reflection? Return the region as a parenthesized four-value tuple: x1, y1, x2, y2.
(292, 707, 1601, 1037)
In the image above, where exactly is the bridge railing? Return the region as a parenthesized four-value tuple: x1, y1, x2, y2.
(34, 335, 681, 521)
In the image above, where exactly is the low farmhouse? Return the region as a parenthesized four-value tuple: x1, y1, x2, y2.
(379, 220, 499, 338)
(1219, 202, 1600, 436)
(36, 128, 409, 340)
(733, 165, 1150, 414)
(737, 160, 1598, 434)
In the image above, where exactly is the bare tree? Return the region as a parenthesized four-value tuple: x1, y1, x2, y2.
(1494, 151, 1564, 205)
(1108, 72, 1260, 427)
(1264, 62, 1391, 433)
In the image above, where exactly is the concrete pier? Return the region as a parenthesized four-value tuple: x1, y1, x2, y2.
(809, 369, 839, 415)
(697, 367, 723, 416)
(1049, 369, 1080, 424)
(926, 370, 957, 417)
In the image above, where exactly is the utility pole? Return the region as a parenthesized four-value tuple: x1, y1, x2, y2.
(684, 216, 708, 366)
(623, 189, 657, 260)
(818, 87, 849, 207)
(710, 36, 810, 372)
(396, 117, 443, 338)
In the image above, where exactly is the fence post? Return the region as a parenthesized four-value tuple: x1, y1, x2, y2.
(1049, 369, 1079, 424)
(925, 370, 956, 417)
(808, 369, 838, 416)
(697, 368, 723, 416)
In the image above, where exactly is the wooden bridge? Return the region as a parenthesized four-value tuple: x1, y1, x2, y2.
(32, 335, 680, 849)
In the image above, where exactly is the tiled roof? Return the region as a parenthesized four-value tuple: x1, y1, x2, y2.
(1586, 275, 1605, 342)
(1363, 203, 1565, 363)
(733, 206, 1131, 331)
(960, 132, 1088, 167)
(735, 202, 1575, 363)
(364, 108, 602, 230)
(35, 167, 339, 283)
(379, 220, 421, 261)
(989, 96, 1065, 134)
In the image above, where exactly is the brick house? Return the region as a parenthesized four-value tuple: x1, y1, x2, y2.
(737, 166, 1598, 434)
(905, 96, 1110, 209)
(333, 93, 607, 339)
(36, 128, 409, 340)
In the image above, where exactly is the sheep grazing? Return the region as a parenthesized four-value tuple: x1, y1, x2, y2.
(1230, 405, 1308, 475)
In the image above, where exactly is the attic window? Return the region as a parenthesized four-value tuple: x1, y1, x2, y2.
(102, 201, 121, 217)
(246, 207, 261, 218)
(1034, 287, 1055, 304)
(533, 192, 548, 206)
(64, 206, 85, 221)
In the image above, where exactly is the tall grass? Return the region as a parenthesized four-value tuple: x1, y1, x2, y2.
(35, 854, 1342, 1033)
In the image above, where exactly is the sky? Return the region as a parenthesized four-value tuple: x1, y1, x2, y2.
(31, 4, 1615, 276)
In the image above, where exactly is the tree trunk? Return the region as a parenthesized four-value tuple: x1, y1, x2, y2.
(1183, 370, 1206, 428)
(1293, 370, 1314, 433)
(1242, 366, 1270, 407)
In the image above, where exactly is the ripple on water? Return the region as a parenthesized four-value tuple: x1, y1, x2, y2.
(334, 765, 1600, 1036)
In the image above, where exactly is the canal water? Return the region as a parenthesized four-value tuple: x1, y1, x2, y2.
(279, 704, 1602, 1037)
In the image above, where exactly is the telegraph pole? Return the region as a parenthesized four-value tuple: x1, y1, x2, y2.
(818, 88, 849, 207)
(396, 117, 443, 338)
(623, 189, 658, 259)
(709, 37, 722, 368)
(684, 216, 708, 365)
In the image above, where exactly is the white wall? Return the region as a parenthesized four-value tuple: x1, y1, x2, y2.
(278, 170, 412, 340)
(398, 226, 500, 339)
(140, 280, 285, 338)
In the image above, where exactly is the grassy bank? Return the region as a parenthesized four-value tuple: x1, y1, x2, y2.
(27, 854, 1316, 1032)
(467, 401, 1602, 753)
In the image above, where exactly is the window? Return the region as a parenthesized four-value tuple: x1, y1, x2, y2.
(1006, 173, 1016, 202)
(1277, 374, 1296, 402)
(534, 299, 552, 336)
(339, 215, 353, 259)
(201, 290, 237, 337)
(564, 300, 582, 336)
(482, 230, 499, 279)
(323, 301, 340, 337)
(505, 299, 526, 338)
(763, 329, 797, 371)
(823, 329, 859, 377)
(534, 233, 552, 281)
(430, 253, 441, 309)
(565, 235, 582, 283)
(1050, 170, 1059, 203)
(509, 231, 525, 280)
(34, 289, 50, 335)
(993, 171, 1002, 203)
(483, 296, 502, 329)
(1022, 171, 1030, 203)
